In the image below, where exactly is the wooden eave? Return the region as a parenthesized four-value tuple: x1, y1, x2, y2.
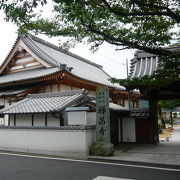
(0, 70, 133, 100)
(0, 86, 42, 98)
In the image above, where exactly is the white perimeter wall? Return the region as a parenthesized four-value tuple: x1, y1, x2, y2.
(0, 128, 96, 156)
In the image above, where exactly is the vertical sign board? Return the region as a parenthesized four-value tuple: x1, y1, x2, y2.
(96, 86, 110, 143)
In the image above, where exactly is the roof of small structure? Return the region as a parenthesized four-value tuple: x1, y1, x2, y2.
(85, 99, 129, 112)
(0, 89, 87, 114)
(130, 108, 149, 117)
(130, 47, 180, 78)
(109, 102, 129, 111)
(0, 34, 124, 90)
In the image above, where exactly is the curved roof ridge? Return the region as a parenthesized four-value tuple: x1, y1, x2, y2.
(0, 35, 19, 70)
(20, 34, 58, 66)
(28, 89, 86, 98)
(27, 33, 103, 69)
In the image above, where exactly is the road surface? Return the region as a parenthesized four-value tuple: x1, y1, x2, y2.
(0, 152, 179, 180)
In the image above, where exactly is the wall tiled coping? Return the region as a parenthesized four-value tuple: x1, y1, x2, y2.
(0, 125, 96, 130)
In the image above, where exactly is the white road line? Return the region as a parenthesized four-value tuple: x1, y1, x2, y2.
(0, 152, 180, 172)
(93, 176, 134, 180)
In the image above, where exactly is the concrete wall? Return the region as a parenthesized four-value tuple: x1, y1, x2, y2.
(0, 127, 96, 156)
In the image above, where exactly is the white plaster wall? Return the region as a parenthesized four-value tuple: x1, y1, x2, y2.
(0, 98, 4, 105)
(0, 128, 96, 156)
(85, 129, 96, 153)
(68, 111, 87, 125)
(87, 112, 96, 125)
(16, 114, 32, 126)
(89, 91, 96, 96)
(71, 87, 80, 90)
(47, 114, 60, 126)
(38, 87, 45, 93)
(34, 114, 45, 126)
(60, 84, 71, 91)
(122, 117, 136, 142)
(45, 85, 51, 93)
(52, 84, 58, 92)
(9, 115, 14, 126)
(124, 100, 129, 108)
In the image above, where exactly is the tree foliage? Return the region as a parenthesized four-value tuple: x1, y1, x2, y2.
(159, 99, 180, 110)
(0, 0, 179, 54)
(0, 0, 180, 90)
(159, 99, 180, 126)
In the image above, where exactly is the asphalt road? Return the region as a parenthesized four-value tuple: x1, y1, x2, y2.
(0, 153, 179, 180)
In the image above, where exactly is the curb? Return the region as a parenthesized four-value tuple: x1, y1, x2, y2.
(87, 157, 180, 170)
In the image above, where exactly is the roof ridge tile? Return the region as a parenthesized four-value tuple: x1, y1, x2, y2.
(28, 89, 86, 98)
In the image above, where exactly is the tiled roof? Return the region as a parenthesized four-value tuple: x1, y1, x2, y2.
(130, 108, 149, 117)
(88, 99, 129, 112)
(130, 47, 180, 78)
(0, 67, 60, 85)
(0, 89, 86, 114)
(19, 34, 125, 89)
(109, 102, 129, 111)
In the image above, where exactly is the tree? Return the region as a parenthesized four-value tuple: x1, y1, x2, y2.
(158, 101, 166, 129)
(158, 99, 180, 127)
(0, 0, 179, 89)
(0, 0, 179, 55)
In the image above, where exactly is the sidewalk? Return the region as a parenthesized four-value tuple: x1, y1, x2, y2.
(89, 125, 180, 166)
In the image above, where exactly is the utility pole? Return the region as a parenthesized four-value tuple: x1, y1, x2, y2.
(126, 59, 131, 109)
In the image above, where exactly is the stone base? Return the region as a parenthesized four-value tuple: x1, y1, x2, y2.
(90, 142, 114, 156)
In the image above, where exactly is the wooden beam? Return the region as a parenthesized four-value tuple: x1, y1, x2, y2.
(15, 54, 31, 60)
(8, 64, 44, 73)
(15, 59, 38, 66)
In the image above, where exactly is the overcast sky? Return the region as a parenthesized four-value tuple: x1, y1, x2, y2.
(0, 7, 135, 79)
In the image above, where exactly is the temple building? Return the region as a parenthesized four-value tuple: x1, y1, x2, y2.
(0, 33, 139, 126)
(0, 34, 144, 156)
